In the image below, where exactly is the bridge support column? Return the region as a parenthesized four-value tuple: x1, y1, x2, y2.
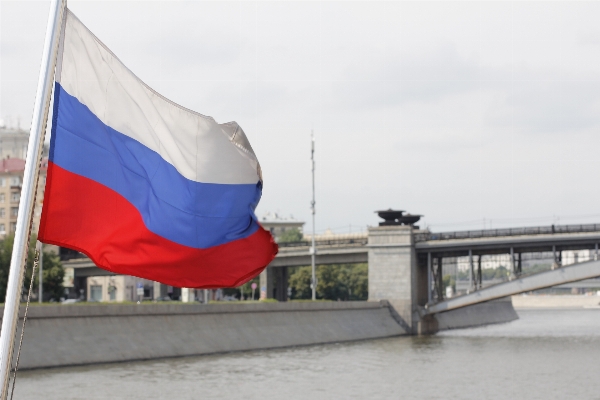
(259, 268, 274, 300)
(510, 247, 515, 278)
(552, 246, 562, 269)
(436, 257, 443, 301)
(468, 249, 474, 292)
(153, 281, 168, 300)
(368, 226, 417, 333)
(427, 253, 432, 304)
(274, 267, 288, 302)
(477, 255, 482, 289)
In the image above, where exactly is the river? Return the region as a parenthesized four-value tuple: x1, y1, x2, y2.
(13, 308, 600, 399)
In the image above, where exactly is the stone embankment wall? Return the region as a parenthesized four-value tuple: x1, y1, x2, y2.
(2, 299, 518, 369)
(435, 298, 518, 330)
(6, 301, 405, 370)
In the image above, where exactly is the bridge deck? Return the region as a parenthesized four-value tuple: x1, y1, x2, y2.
(63, 223, 600, 275)
(415, 231, 600, 257)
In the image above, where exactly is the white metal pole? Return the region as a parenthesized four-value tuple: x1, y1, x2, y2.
(37, 241, 43, 304)
(0, 1, 65, 396)
(310, 132, 316, 301)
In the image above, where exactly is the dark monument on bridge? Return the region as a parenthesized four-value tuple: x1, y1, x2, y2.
(376, 209, 422, 227)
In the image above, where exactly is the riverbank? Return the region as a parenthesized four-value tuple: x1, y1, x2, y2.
(512, 294, 600, 309)
(6, 301, 405, 370)
(2, 299, 517, 369)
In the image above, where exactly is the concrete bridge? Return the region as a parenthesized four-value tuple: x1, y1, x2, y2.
(263, 222, 600, 333)
(62, 221, 600, 333)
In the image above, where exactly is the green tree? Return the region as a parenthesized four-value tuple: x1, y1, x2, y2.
(288, 264, 368, 301)
(343, 264, 368, 300)
(0, 235, 36, 302)
(442, 274, 455, 291)
(288, 266, 312, 299)
(316, 265, 340, 300)
(0, 234, 64, 302)
(41, 251, 64, 301)
(277, 228, 304, 243)
(224, 276, 259, 300)
(524, 263, 552, 275)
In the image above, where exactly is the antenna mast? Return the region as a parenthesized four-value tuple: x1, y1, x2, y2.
(310, 131, 316, 301)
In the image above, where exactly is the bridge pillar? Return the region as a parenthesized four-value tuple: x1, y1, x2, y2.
(259, 268, 273, 300)
(259, 267, 288, 301)
(477, 255, 482, 289)
(368, 225, 420, 333)
(274, 267, 289, 301)
(153, 281, 168, 300)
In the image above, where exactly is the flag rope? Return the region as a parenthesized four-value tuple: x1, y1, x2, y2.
(8, 248, 39, 400)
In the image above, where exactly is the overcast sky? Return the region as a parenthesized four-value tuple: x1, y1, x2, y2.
(2, 1, 600, 234)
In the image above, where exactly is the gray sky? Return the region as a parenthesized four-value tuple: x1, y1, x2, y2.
(2, 1, 600, 233)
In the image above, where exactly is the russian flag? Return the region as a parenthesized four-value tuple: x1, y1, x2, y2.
(39, 11, 278, 288)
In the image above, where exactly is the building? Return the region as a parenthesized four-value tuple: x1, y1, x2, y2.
(0, 157, 47, 239)
(456, 253, 513, 272)
(0, 125, 50, 239)
(562, 249, 596, 266)
(260, 212, 305, 239)
(86, 275, 157, 302)
(0, 127, 29, 160)
(84, 275, 201, 302)
(456, 249, 598, 273)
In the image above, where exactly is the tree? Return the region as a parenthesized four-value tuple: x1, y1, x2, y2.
(223, 276, 260, 300)
(316, 265, 340, 300)
(442, 275, 455, 292)
(41, 251, 64, 301)
(288, 263, 368, 301)
(288, 266, 312, 299)
(277, 228, 304, 243)
(0, 234, 36, 302)
(344, 264, 368, 300)
(0, 234, 64, 302)
(0, 236, 14, 301)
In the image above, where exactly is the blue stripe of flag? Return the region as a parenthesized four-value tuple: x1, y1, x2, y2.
(50, 83, 261, 249)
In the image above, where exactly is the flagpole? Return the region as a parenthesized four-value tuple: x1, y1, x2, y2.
(0, 0, 66, 397)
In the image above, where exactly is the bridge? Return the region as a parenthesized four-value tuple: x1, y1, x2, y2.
(265, 223, 600, 296)
(267, 221, 600, 331)
(61, 220, 600, 333)
(274, 223, 600, 265)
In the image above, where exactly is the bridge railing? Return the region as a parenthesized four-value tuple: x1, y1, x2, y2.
(415, 223, 600, 243)
(278, 235, 368, 248)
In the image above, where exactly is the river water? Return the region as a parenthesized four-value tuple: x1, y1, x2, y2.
(13, 309, 600, 399)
